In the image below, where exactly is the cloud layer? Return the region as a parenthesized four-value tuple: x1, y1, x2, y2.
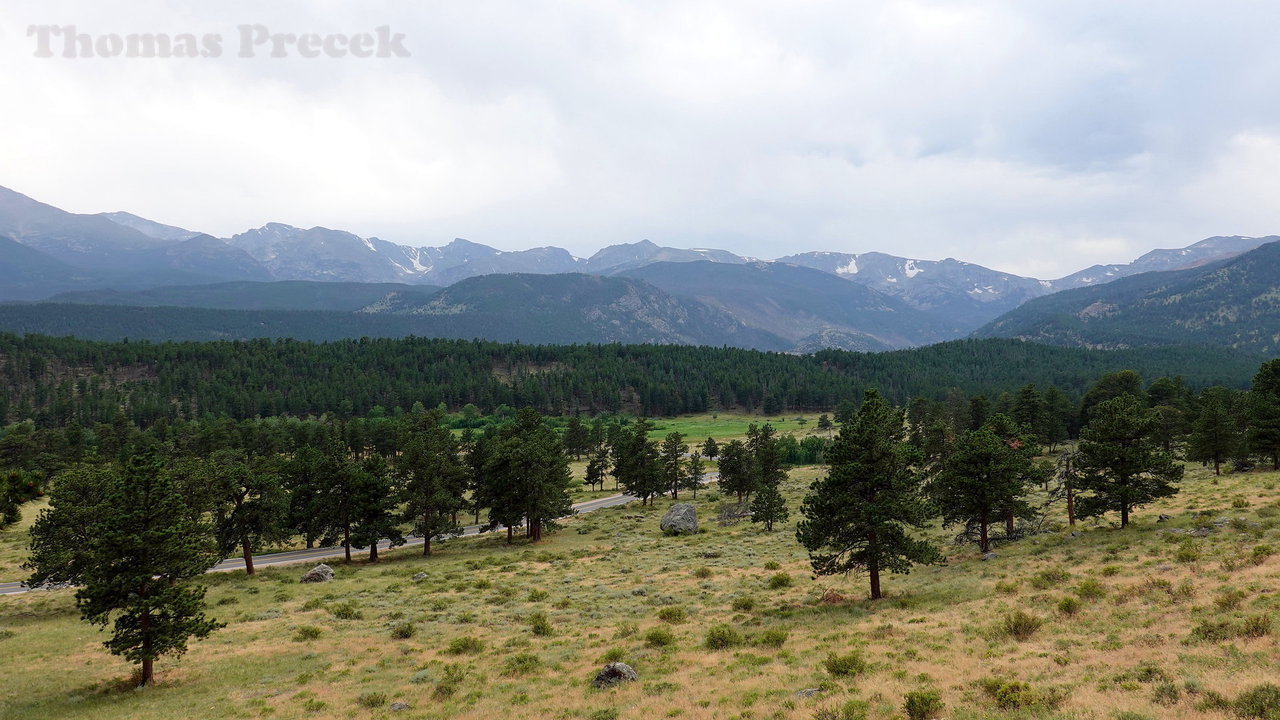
(2, 1, 1278, 278)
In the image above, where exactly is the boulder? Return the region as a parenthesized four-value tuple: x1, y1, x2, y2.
(981, 552, 998, 561)
(411, 572, 428, 582)
(299, 564, 335, 583)
(1157, 514, 1173, 522)
(660, 503, 698, 535)
(390, 702, 411, 712)
(593, 662, 638, 688)
(796, 688, 822, 698)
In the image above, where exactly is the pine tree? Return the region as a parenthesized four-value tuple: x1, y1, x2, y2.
(748, 424, 789, 532)
(1248, 360, 1280, 470)
(701, 436, 719, 459)
(796, 389, 942, 599)
(660, 432, 689, 499)
(26, 453, 221, 686)
(584, 445, 611, 492)
(717, 439, 754, 503)
(612, 419, 662, 505)
(398, 411, 468, 555)
(685, 453, 706, 498)
(1074, 395, 1182, 527)
(484, 408, 575, 541)
(1188, 386, 1241, 475)
(204, 450, 289, 576)
(933, 426, 1046, 552)
(563, 416, 590, 460)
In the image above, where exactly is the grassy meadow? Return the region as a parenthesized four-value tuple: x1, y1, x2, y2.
(2, 449, 1279, 720)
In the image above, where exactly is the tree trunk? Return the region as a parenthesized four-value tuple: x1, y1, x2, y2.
(1213, 457, 1221, 476)
(424, 535, 431, 556)
(343, 522, 351, 563)
(241, 535, 255, 576)
(140, 608, 153, 686)
(369, 541, 379, 562)
(1066, 485, 1076, 527)
(1120, 504, 1129, 528)
(869, 561, 881, 600)
(1005, 509, 1015, 536)
(507, 525, 513, 544)
(979, 509, 990, 553)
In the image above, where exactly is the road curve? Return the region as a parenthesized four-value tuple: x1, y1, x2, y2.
(0, 474, 717, 597)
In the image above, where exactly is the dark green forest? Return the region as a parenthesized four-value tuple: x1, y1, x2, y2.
(0, 333, 1263, 427)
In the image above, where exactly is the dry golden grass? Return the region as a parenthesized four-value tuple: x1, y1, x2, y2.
(1, 462, 1278, 720)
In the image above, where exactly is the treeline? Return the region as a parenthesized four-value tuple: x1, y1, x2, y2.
(0, 333, 1263, 427)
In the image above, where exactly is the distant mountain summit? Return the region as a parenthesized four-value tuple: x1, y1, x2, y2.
(0, 183, 1274, 354)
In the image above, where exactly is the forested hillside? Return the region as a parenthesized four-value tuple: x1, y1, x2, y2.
(976, 240, 1280, 352)
(0, 333, 1260, 426)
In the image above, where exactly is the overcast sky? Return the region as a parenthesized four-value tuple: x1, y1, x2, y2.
(2, 1, 1279, 278)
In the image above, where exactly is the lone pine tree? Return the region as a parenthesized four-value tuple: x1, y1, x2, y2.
(797, 389, 942, 600)
(1074, 394, 1182, 528)
(26, 453, 221, 686)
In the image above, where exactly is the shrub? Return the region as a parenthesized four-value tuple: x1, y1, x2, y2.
(528, 611, 554, 636)
(390, 622, 417, 640)
(732, 596, 757, 612)
(813, 699, 869, 720)
(767, 572, 794, 590)
(443, 636, 482, 655)
(644, 627, 676, 648)
(1252, 545, 1274, 565)
(657, 606, 688, 624)
(292, 625, 323, 641)
(588, 710, 620, 720)
(1190, 620, 1238, 642)
(1234, 684, 1280, 718)
(328, 601, 362, 620)
(977, 678, 1064, 710)
(763, 560, 782, 570)
(1075, 579, 1107, 600)
(1030, 568, 1071, 589)
(903, 690, 945, 720)
(823, 651, 867, 677)
(1232, 495, 1250, 509)
(527, 589, 549, 602)
(600, 647, 626, 663)
(1058, 596, 1081, 616)
(705, 624, 745, 650)
(754, 628, 789, 648)
(999, 610, 1043, 641)
(614, 622, 638, 639)
(1152, 682, 1181, 706)
(502, 652, 542, 676)
(1216, 587, 1248, 611)
(355, 692, 387, 708)
(1241, 614, 1272, 638)
(1175, 542, 1201, 563)
(434, 663, 468, 699)
(693, 566, 713, 578)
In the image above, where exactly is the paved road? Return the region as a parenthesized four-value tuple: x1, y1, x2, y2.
(0, 474, 716, 597)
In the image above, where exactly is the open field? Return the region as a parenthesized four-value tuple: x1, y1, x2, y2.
(646, 414, 827, 443)
(2, 459, 1279, 720)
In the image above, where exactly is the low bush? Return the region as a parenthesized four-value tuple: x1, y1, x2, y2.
(528, 611, 554, 636)
(644, 627, 676, 648)
(1058, 596, 1081, 616)
(355, 692, 387, 708)
(999, 610, 1044, 641)
(732, 596, 756, 612)
(445, 636, 484, 655)
(657, 606, 688, 624)
(502, 652, 542, 676)
(328, 601, 362, 620)
(767, 572, 794, 590)
(390, 622, 417, 640)
(976, 678, 1065, 710)
(1075, 578, 1107, 600)
(292, 625, 322, 642)
(705, 624, 745, 650)
(823, 651, 867, 677)
(1234, 684, 1280, 718)
(1030, 568, 1071, 589)
(1152, 681, 1181, 706)
(903, 690, 945, 720)
(754, 628, 789, 648)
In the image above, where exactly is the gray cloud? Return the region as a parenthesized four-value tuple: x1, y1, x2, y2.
(1, 0, 1278, 278)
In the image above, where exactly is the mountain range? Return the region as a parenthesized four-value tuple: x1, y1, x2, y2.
(0, 184, 1276, 352)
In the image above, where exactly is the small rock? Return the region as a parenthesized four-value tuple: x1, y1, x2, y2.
(593, 662, 638, 688)
(390, 702, 411, 712)
(631, 588, 647, 596)
(299, 564, 335, 583)
(660, 503, 698, 536)
(981, 552, 998, 561)
(796, 688, 822, 698)
(411, 572, 428, 581)
(1158, 514, 1173, 522)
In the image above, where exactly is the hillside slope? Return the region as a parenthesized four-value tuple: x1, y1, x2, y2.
(975, 241, 1280, 353)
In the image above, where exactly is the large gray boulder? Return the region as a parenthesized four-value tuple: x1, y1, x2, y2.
(660, 503, 698, 535)
(299, 564, 335, 583)
(593, 662, 638, 688)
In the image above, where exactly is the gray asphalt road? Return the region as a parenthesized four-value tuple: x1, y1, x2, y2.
(0, 474, 716, 597)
